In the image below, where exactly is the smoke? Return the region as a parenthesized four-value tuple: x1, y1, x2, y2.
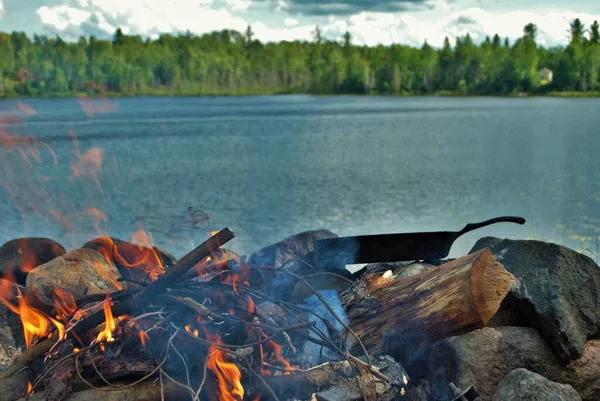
(298, 289, 349, 365)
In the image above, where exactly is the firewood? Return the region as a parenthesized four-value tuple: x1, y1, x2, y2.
(0, 370, 29, 401)
(17, 380, 187, 401)
(0, 338, 53, 380)
(340, 248, 514, 358)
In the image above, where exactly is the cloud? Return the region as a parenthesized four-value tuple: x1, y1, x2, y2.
(29, 1, 600, 49)
(263, 0, 441, 16)
(321, 8, 600, 47)
(223, 0, 253, 12)
(284, 17, 299, 27)
(35, 0, 249, 40)
(0, 1, 5, 20)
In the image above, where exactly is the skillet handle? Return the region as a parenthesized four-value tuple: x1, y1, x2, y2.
(458, 216, 526, 236)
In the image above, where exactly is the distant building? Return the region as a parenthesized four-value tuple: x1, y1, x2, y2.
(538, 68, 553, 84)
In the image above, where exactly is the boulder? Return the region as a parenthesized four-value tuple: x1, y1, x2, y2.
(470, 237, 600, 361)
(82, 237, 175, 284)
(412, 326, 600, 401)
(0, 279, 26, 350)
(248, 230, 337, 301)
(492, 369, 581, 401)
(249, 230, 338, 269)
(0, 238, 66, 285)
(26, 248, 124, 309)
(0, 304, 17, 368)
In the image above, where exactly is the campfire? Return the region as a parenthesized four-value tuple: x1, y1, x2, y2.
(0, 228, 419, 401)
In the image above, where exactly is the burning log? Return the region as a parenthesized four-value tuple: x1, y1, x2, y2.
(16, 380, 188, 401)
(340, 248, 515, 358)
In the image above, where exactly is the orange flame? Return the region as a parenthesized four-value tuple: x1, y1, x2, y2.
(88, 236, 165, 284)
(206, 340, 244, 401)
(0, 286, 64, 348)
(96, 297, 116, 344)
(184, 325, 199, 338)
(139, 330, 149, 348)
(27, 381, 33, 395)
(52, 288, 77, 321)
(258, 329, 294, 375)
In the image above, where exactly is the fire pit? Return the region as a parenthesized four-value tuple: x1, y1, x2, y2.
(0, 228, 413, 401)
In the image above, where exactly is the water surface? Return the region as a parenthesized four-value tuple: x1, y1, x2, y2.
(0, 95, 598, 260)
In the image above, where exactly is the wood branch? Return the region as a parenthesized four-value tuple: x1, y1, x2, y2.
(0, 370, 29, 401)
(18, 380, 187, 401)
(340, 248, 514, 357)
(0, 337, 53, 380)
(72, 228, 235, 335)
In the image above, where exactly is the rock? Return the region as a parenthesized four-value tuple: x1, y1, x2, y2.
(0, 370, 29, 401)
(292, 275, 352, 304)
(82, 237, 174, 284)
(492, 369, 581, 401)
(470, 237, 600, 361)
(0, 238, 66, 285)
(26, 248, 123, 310)
(249, 230, 338, 269)
(248, 230, 337, 302)
(412, 326, 600, 401)
(0, 279, 26, 350)
(0, 304, 18, 368)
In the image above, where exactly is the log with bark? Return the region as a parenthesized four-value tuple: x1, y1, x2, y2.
(340, 248, 515, 358)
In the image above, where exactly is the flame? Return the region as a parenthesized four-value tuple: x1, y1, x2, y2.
(96, 297, 116, 344)
(70, 147, 104, 189)
(206, 340, 244, 401)
(17, 100, 37, 116)
(139, 330, 149, 348)
(0, 287, 64, 348)
(52, 288, 77, 321)
(27, 381, 33, 395)
(185, 325, 199, 338)
(84, 207, 108, 235)
(93, 262, 124, 291)
(129, 228, 154, 249)
(89, 236, 165, 283)
(209, 230, 219, 236)
(258, 329, 294, 375)
(77, 96, 118, 118)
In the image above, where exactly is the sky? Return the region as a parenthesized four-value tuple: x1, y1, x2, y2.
(0, 0, 599, 48)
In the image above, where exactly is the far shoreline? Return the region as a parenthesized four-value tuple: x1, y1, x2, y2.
(1, 91, 600, 101)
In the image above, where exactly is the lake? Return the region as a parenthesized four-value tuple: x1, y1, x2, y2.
(0, 95, 599, 261)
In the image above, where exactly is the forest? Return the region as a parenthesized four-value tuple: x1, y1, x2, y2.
(0, 18, 599, 97)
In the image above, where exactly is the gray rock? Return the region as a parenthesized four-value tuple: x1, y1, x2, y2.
(0, 304, 18, 369)
(470, 237, 600, 361)
(248, 230, 338, 301)
(0, 238, 66, 285)
(492, 369, 581, 401)
(249, 230, 338, 269)
(412, 326, 600, 401)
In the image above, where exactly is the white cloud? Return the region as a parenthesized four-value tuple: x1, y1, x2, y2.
(31, 2, 600, 48)
(284, 17, 299, 27)
(251, 20, 314, 42)
(37, 5, 92, 32)
(225, 0, 253, 12)
(0, 1, 5, 20)
(321, 8, 600, 47)
(35, 0, 249, 39)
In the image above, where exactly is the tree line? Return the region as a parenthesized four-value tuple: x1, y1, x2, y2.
(0, 18, 599, 97)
